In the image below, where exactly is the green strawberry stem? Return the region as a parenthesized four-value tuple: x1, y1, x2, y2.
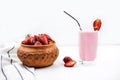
(26, 34, 31, 38)
(64, 11, 82, 31)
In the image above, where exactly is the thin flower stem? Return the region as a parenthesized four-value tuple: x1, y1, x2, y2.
(64, 11, 82, 31)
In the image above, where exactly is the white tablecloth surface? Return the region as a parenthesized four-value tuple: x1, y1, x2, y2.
(0, 41, 120, 80)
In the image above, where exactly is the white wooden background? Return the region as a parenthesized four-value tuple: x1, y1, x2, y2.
(0, 0, 120, 46)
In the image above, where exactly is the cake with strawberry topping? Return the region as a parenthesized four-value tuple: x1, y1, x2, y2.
(17, 33, 59, 68)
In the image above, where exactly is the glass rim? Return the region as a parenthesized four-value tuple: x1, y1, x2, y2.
(79, 31, 98, 33)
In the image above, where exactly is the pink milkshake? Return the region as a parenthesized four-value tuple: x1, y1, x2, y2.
(79, 31, 98, 61)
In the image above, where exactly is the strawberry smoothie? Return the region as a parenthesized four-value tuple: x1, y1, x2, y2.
(79, 31, 98, 61)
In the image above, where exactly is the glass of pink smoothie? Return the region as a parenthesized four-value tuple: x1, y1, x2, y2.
(79, 31, 98, 63)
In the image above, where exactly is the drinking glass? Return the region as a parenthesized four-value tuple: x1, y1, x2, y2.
(79, 31, 98, 63)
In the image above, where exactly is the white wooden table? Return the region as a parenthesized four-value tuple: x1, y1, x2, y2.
(35, 45, 120, 80)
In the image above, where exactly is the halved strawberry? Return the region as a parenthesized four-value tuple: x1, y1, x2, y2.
(64, 60, 76, 67)
(34, 41, 42, 46)
(93, 19, 102, 31)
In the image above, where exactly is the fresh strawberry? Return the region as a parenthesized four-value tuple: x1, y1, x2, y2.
(39, 34, 48, 45)
(64, 60, 76, 67)
(43, 34, 52, 41)
(29, 37, 35, 45)
(22, 33, 53, 45)
(93, 19, 102, 31)
(63, 56, 73, 63)
(22, 37, 31, 45)
(34, 41, 42, 46)
(34, 35, 39, 41)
